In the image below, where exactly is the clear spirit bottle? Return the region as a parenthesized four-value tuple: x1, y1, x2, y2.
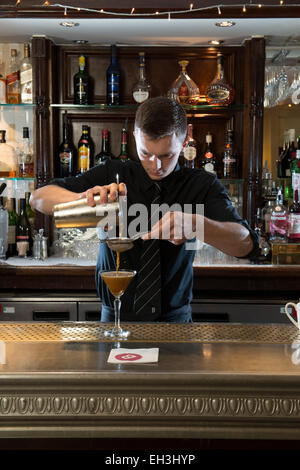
(168, 60, 200, 104)
(20, 43, 33, 103)
(206, 53, 234, 106)
(183, 124, 197, 169)
(6, 49, 21, 104)
(270, 187, 288, 243)
(132, 52, 151, 104)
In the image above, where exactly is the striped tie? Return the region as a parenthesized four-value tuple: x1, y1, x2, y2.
(134, 183, 161, 318)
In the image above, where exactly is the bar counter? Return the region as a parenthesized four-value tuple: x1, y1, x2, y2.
(1, 321, 300, 440)
(1, 263, 300, 296)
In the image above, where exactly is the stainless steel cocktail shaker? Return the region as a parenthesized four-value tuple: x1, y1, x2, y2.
(53, 196, 120, 229)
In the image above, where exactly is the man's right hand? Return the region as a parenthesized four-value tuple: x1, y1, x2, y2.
(85, 183, 127, 207)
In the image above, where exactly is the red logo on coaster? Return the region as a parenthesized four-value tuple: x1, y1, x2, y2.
(115, 353, 142, 361)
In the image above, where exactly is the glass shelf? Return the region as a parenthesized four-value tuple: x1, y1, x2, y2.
(0, 177, 35, 180)
(0, 103, 36, 107)
(50, 103, 246, 112)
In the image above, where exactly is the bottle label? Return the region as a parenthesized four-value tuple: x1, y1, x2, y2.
(292, 173, 300, 190)
(286, 168, 291, 177)
(205, 152, 213, 159)
(78, 145, 90, 172)
(133, 89, 149, 103)
(179, 83, 188, 101)
(59, 151, 71, 166)
(108, 74, 119, 100)
(18, 162, 34, 178)
(7, 71, 20, 86)
(207, 85, 230, 101)
(20, 69, 32, 85)
(270, 214, 288, 236)
(16, 235, 29, 257)
(184, 146, 196, 161)
(0, 79, 6, 103)
(75, 78, 88, 102)
(289, 213, 300, 238)
(204, 162, 215, 173)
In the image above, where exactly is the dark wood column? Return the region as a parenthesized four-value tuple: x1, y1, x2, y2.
(31, 36, 56, 237)
(242, 37, 265, 226)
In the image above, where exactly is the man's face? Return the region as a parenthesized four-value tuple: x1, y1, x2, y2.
(134, 128, 186, 181)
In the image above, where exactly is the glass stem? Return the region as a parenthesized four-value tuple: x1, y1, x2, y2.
(114, 297, 121, 332)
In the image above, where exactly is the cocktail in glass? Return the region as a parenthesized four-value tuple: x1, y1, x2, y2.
(100, 269, 136, 339)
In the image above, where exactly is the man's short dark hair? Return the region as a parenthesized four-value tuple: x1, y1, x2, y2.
(134, 97, 187, 142)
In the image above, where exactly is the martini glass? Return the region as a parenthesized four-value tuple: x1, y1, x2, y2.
(100, 269, 136, 339)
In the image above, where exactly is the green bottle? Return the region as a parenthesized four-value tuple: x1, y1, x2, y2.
(73, 55, 90, 105)
(6, 197, 18, 257)
(117, 128, 130, 162)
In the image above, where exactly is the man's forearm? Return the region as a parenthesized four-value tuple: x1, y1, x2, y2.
(30, 185, 83, 215)
(196, 215, 254, 258)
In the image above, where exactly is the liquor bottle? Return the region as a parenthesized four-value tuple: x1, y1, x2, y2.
(288, 189, 300, 242)
(117, 128, 130, 162)
(6, 49, 21, 104)
(58, 112, 75, 177)
(183, 124, 197, 169)
(278, 131, 289, 178)
(132, 52, 151, 104)
(261, 199, 275, 237)
(6, 197, 18, 257)
(254, 208, 271, 262)
(288, 128, 297, 162)
(106, 45, 120, 106)
(167, 60, 200, 105)
(16, 197, 31, 258)
(0, 59, 6, 104)
(77, 125, 93, 173)
(25, 191, 35, 235)
(18, 127, 34, 178)
(0, 130, 17, 177)
(291, 149, 300, 196)
(206, 53, 234, 106)
(95, 129, 114, 166)
(0, 196, 8, 259)
(200, 132, 217, 174)
(20, 43, 33, 104)
(73, 55, 89, 105)
(223, 129, 237, 178)
(269, 187, 288, 243)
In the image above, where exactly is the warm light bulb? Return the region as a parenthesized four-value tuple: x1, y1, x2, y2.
(64, 7, 67, 16)
(243, 5, 246, 12)
(218, 6, 221, 15)
(258, 3, 262, 7)
(190, 3, 193, 9)
(280, 0, 284, 4)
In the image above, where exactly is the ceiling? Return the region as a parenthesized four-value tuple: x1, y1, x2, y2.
(0, 2, 299, 60)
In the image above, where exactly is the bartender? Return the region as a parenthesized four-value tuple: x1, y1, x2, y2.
(30, 97, 259, 323)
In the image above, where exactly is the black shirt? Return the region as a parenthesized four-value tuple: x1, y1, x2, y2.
(51, 159, 259, 321)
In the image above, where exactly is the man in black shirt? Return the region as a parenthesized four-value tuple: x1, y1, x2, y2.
(31, 97, 259, 323)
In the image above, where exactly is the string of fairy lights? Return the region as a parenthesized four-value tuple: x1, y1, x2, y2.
(13, 1, 300, 18)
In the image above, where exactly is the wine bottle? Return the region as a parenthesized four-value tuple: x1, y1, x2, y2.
(117, 128, 130, 162)
(6, 197, 18, 257)
(223, 129, 237, 178)
(106, 45, 120, 106)
(20, 43, 33, 104)
(200, 132, 217, 174)
(16, 198, 31, 258)
(206, 53, 234, 106)
(73, 55, 89, 105)
(6, 49, 21, 104)
(18, 127, 34, 178)
(288, 189, 300, 242)
(132, 52, 151, 104)
(58, 112, 75, 177)
(0, 196, 8, 259)
(95, 129, 114, 166)
(77, 125, 93, 174)
(183, 124, 197, 169)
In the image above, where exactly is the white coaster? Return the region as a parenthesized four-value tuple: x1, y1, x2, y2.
(107, 348, 159, 364)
